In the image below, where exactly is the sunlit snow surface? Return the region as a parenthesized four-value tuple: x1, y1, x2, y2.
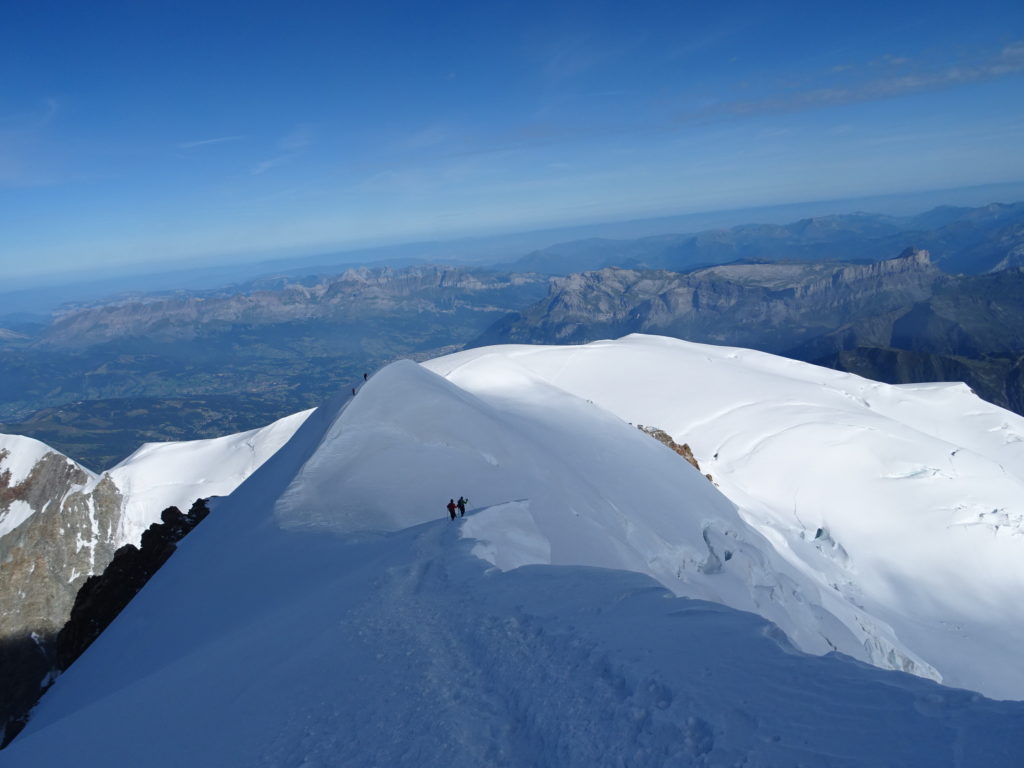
(425, 336, 1024, 699)
(0, 411, 312, 548)
(106, 407, 313, 544)
(0, 433, 70, 487)
(7, 335, 1024, 765)
(0, 434, 96, 537)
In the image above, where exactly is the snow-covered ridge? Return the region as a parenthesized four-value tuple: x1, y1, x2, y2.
(281, 356, 934, 673)
(242, 335, 1024, 697)
(105, 408, 313, 545)
(0, 433, 88, 487)
(0, 409, 315, 740)
(1, 410, 313, 548)
(423, 335, 1024, 699)
(0, 433, 98, 541)
(10, 334, 1018, 702)
(6, 336, 1024, 764)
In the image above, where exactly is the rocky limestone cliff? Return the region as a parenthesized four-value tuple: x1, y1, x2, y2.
(1, 499, 211, 746)
(0, 408, 308, 742)
(477, 249, 941, 353)
(474, 253, 1024, 416)
(0, 439, 127, 743)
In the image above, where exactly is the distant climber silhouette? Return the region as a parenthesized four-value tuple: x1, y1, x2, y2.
(457, 497, 467, 517)
(363, 372, 368, 381)
(447, 499, 457, 521)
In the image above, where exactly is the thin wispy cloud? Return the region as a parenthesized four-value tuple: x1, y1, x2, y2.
(679, 40, 1024, 122)
(6, 1, 1022, 276)
(308, 33, 1024, 191)
(397, 124, 457, 152)
(542, 40, 602, 81)
(178, 135, 245, 150)
(875, 54, 911, 66)
(250, 155, 293, 175)
(527, 28, 640, 85)
(666, 17, 755, 62)
(279, 125, 315, 151)
(0, 98, 59, 129)
(248, 126, 316, 175)
(341, 37, 1024, 181)
(0, 99, 61, 188)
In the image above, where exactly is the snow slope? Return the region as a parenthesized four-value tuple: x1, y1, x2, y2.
(275, 357, 938, 673)
(6, 470, 1024, 765)
(106, 408, 312, 544)
(0, 410, 312, 548)
(423, 335, 1024, 699)
(0, 433, 98, 538)
(6, 336, 1024, 765)
(0, 433, 75, 487)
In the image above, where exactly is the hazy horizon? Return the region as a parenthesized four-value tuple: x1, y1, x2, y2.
(5, 179, 1023, 293)
(2, 1, 1022, 280)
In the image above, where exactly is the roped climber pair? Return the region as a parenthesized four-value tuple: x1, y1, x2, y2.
(446, 497, 468, 520)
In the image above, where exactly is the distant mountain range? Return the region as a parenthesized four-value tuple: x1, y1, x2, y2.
(480, 249, 938, 350)
(9, 182, 1021, 321)
(503, 202, 1024, 275)
(474, 251, 1024, 415)
(33, 265, 548, 348)
(0, 266, 549, 469)
(2, 202, 1023, 469)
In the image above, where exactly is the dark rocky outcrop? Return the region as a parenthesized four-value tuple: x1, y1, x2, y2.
(0, 443, 120, 745)
(56, 498, 210, 671)
(0, 635, 55, 748)
(638, 425, 713, 483)
(1, 498, 210, 747)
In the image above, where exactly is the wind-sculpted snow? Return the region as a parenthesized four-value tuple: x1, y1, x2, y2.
(424, 335, 1024, 699)
(274, 359, 884, 666)
(106, 408, 313, 545)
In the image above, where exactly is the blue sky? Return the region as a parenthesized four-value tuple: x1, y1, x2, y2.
(2, 0, 1023, 278)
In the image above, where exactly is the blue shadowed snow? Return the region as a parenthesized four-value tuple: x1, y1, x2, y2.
(6, 512, 1023, 767)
